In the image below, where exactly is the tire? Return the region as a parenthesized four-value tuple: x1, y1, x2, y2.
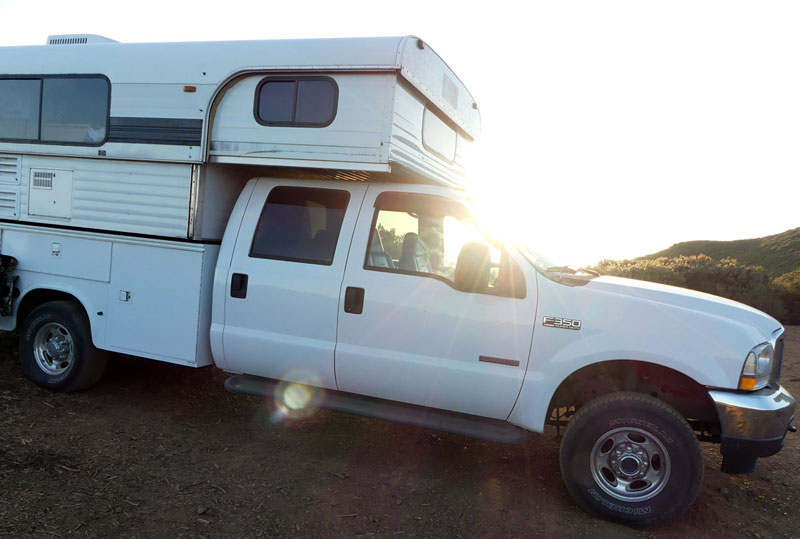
(19, 301, 107, 392)
(559, 392, 703, 526)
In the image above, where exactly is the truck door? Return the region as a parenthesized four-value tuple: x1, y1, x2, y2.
(335, 186, 538, 419)
(222, 179, 367, 389)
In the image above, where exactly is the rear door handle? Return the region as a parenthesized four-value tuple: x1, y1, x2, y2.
(344, 286, 365, 314)
(230, 273, 248, 299)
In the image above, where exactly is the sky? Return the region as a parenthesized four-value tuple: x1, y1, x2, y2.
(1, 0, 798, 265)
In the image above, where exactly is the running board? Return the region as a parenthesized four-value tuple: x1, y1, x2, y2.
(225, 374, 526, 444)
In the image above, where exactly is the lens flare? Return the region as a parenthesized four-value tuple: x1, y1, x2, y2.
(270, 371, 323, 423)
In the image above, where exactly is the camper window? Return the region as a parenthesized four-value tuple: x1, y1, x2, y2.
(254, 77, 338, 127)
(250, 186, 349, 265)
(41, 77, 109, 144)
(422, 106, 457, 163)
(0, 79, 41, 141)
(0, 75, 109, 146)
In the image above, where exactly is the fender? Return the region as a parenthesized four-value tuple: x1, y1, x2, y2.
(508, 272, 776, 432)
(12, 280, 109, 349)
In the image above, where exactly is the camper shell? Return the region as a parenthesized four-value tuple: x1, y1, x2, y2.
(0, 36, 479, 240)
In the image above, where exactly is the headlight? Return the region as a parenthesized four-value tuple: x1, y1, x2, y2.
(738, 343, 773, 390)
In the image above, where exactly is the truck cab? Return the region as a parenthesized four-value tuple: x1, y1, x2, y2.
(212, 175, 795, 526)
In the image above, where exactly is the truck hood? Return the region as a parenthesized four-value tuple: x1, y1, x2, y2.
(584, 276, 781, 340)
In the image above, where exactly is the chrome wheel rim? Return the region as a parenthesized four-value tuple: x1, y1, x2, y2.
(33, 322, 74, 376)
(590, 426, 671, 502)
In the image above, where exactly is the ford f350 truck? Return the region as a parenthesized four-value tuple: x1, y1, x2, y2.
(0, 34, 794, 526)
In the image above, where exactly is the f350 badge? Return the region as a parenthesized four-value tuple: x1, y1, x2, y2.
(543, 316, 582, 331)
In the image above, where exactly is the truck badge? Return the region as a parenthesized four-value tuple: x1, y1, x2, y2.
(543, 316, 581, 331)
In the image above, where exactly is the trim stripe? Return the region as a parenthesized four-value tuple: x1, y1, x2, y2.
(107, 117, 202, 146)
(479, 356, 520, 367)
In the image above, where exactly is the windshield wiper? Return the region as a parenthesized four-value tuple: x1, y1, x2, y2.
(546, 266, 600, 277)
(546, 266, 577, 274)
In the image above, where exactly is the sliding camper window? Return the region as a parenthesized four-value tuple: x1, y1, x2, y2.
(254, 77, 338, 127)
(250, 186, 350, 265)
(0, 79, 41, 141)
(422, 106, 457, 163)
(0, 75, 109, 146)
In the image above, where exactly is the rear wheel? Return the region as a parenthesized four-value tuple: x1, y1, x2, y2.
(559, 392, 703, 526)
(19, 301, 107, 392)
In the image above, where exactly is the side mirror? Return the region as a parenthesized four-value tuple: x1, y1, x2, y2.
(454, 242, 491, 293)
(495, 251, 527, 299)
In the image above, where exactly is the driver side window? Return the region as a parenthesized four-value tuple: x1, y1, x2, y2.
(364, 193, 525, 298)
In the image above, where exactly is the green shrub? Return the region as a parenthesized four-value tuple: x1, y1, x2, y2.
(595, 255, 798, 324)
(774, 269, 800, 324)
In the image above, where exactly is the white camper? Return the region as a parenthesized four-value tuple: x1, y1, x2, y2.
(0, 35, 794, 527)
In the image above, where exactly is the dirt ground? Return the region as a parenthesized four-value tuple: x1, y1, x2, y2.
(1, 328, 798, 539)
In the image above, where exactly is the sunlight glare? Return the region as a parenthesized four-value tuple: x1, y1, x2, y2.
(270, 371, 323, 422)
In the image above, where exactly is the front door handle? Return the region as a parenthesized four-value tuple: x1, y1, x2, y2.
(230, 273, 248, 299)
(344, 286, 365, 314)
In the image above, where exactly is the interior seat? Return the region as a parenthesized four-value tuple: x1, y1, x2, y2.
(398, 233, 430, 273)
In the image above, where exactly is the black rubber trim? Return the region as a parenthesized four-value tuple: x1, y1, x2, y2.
(107, 117, 203, 146)
(225, 374, 526, 444)
(720, 434, 787, 458)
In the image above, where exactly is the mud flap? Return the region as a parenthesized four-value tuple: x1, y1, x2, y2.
(0, 254, 19, 317)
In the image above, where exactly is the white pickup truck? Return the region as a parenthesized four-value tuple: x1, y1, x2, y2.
(0, 34, 794, 527)
(9, 175, 795, 526)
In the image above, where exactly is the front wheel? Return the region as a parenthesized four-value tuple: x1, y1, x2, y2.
(559, 392, 703, 526)
(19, 301, 107, 392)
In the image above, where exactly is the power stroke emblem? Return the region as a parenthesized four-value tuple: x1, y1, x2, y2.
(543, 316, 582, 331)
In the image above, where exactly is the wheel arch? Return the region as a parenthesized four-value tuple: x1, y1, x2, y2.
(16, 286, 105, 349)
(546, 359, 720, 434)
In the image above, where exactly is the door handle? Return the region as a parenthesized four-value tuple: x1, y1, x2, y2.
(344, 286, 365, 314)
(230, 273, 248, 299)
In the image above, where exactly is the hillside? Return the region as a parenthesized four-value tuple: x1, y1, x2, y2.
(642, 227, 800, 278)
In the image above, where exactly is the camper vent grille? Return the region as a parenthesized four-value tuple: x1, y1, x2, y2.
(0, 155, 20, 184)
(32, 172, 55, 189)
(48, 37, 88, 45)
(0, 187, 20, 219)
(47, 34, 118, 45)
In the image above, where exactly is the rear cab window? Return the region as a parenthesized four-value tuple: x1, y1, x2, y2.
(250, 186, 350, 265)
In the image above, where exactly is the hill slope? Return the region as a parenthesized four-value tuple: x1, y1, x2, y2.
(642, 227, 800, 278)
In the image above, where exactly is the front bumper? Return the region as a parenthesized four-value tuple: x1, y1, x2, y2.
(709, 385, 796, 458)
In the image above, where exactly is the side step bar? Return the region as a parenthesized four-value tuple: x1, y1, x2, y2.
(225, 374, 526, 444)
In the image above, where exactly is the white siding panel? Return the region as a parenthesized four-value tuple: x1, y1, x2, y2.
(111, 83, 212, 120)
(389, 83, 468, 188)
(19, 156, 192, 238)
(209, 73, 391, 166)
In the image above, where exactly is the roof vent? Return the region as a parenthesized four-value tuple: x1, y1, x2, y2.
(47, 34, 118, 45)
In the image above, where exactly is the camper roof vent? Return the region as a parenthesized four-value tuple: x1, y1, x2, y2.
(47, 34, 118, 45)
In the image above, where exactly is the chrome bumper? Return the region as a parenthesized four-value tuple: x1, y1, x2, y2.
(709, 385, 796, 457)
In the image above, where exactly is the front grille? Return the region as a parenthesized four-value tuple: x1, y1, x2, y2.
(772, 337, 784, 386)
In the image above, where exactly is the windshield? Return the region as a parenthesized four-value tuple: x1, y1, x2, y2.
(461, 196, 596, 277)
(515, 242, 561, 273)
